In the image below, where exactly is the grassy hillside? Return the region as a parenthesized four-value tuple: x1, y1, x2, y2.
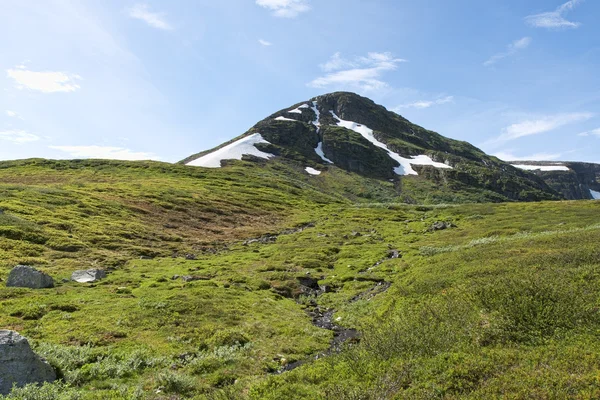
(0, 159, 599, 399)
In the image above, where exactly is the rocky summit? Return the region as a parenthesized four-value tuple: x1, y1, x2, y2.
(183, 92, 566, 203)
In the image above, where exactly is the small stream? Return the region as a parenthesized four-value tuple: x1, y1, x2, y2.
(277, 280, 391, 374)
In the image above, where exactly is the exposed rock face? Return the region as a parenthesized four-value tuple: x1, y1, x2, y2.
(71, 269, 107, 283)
(0, 330, 56, 395)
(511, 162, 600, 200)
(6, 265, 54, 289)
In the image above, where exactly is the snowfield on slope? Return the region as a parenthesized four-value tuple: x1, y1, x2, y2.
(329, 111, 451, 175)
(186, 133, 274, 168)
(512, 164, 570, 172)
(275, 116, 300, 122)
(315, 142, 333, 164)
(305, 167, 321, 175)
(591, 189, 600, 200)
(288, 104, 310, 114)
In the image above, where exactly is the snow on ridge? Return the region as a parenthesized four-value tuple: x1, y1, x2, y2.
(186, 133, 274, 168)
(329, 111, 452, 176)
(305, 167, 321, 176)
(288, 104, 310, 114)
(275, 116, 301, 122)
(512, 164, 570, 172)
(311, 101, 321, 129)
(315, 142, 333, 164)
(591, 189, 600, 200)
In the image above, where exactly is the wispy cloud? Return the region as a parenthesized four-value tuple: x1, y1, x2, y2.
(525, 0, 583, 29)
(258, 39, 273, 46)
(128, 4, 173, 30)
(484, 37, 532, 67)
(49, 145, 160, 160)
(6, 65, 82, 93)
(256, 0, 311, 18)
(395, 96, 454, 110)
(578, 128, 600, 137)
(493, 150, 563, 161)
(5, 110, 24, 120)
(308, 52, 407, 91)
(485, 112, 593, 147)
(0, 130, 40, 144)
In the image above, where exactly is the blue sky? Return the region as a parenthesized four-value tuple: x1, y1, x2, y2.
(1, 0, 599, 163)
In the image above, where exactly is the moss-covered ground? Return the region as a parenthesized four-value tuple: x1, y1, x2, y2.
(1, 159, 599, 399)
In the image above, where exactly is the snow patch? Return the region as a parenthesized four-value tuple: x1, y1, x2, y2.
(315, 142, 333, 164)
(512, 164, 570, 172)
(288, 104, 310, 114)
(275, 116, 300, 122)
(330, 111, 452, 176)
(590, 189, 600, 200)
(187, 133, 274, 168)
(305, 167, 321, 176)
(409, 155, 452, 169)
(311, 101, 321, 129)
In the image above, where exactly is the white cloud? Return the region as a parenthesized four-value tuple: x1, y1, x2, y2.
(395, 96, 454, 110)
(258, 39, 273, 46)
(525, 0, 583, 29)
(128, 4, 173, 30)
(484, 37, 532, 67)
(256, 0, 311, 18)
(578, 128, 600, 137)
(484, 113, 593, 147)
(308, 52, 407, 91)
(494, 151, 563, 161)
(5, 110, 24, 120)
(501, 113, 592, 140)
(49, 145, 160, 160)
(6, 66, 82, 93)
(0, 130, 40, 144)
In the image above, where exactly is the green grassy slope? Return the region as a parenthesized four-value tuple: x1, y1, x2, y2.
(0, 159, 599, 399)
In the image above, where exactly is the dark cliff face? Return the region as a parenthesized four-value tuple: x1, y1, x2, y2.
(509, 162, 600, 200)
(183, 92, 561, 203)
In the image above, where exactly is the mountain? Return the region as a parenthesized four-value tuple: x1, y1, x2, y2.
(182, 92, 559, 203)
(510, 161, 600, 200)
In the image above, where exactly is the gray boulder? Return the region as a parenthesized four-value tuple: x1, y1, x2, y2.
(71, 269, 107, 283)
(0, 330, 56, 395)
(6, 266, 54, 289)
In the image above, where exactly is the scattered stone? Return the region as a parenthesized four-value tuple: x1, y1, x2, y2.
(0, 330, 56, 395)
(296, 276, 320, 290)
(429, 221, 456, 231)
(171, 275, 180, 280)
(243, 235, 277, 246)
(71, 269, 106, 283)
(182, 275, 211, 282)
(184, 254, 197, 260)
(6, 265, 54, 289)
(139, 256, 153, 260)
(320, 284, 334, 293)
(388, 249, 401, 259)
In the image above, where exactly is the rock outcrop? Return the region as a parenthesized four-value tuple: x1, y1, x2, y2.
(0, 330, 56, 395)
(6, 265, 54, 289)
(71, 269, 107, 283)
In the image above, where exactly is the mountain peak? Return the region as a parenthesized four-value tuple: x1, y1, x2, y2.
(182, 93, 560, 203)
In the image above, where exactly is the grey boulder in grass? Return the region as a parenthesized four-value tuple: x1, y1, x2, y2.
(0, 330, 56, 395)
(6, 265, 54, 289)
(71, 269, 107, 283)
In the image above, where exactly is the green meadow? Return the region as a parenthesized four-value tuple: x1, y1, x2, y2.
(1, 159, 599, 399)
